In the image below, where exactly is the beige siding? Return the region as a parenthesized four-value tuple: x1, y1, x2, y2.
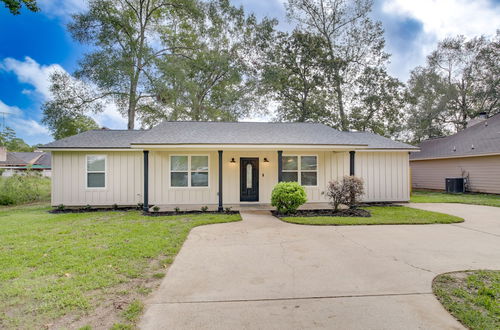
(411, 155, 500, 194)
(356, 152, 410, 202)
(51, 149, 411, 206)
(51, 151, 143, 206)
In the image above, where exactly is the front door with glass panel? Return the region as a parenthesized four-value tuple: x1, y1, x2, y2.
(240, 158, 259, 202)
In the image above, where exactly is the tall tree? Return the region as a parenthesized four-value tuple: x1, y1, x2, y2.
(286, 0, 388, 131)
(350, 67, 406, 138)
(0, 127, 33, 152)
(406, 33, 499, 142)
(261, 30, 330, 122)
(53, 0, 196, 130)
(143, 0, 275, 124)
(1, 0, 38, 14)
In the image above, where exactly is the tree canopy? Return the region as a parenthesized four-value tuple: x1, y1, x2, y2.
(1, 0, 38, 15)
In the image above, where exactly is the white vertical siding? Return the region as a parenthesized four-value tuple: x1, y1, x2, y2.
(51, 151, 143, 206)
(356, 151, 410, 202)
(51, 149, 410, 206)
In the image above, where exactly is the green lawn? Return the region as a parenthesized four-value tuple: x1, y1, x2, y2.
(280, 206, 463, 225)
(411, 190, 500, 207)
(433, 270, 499, 330)
(0, 204, 240, 329)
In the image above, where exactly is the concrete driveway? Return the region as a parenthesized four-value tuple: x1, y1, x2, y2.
(139, 203, 500, 330)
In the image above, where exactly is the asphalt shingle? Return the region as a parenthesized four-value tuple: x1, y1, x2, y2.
(410, 113, 500, 160)
(42, 122, 417, 150)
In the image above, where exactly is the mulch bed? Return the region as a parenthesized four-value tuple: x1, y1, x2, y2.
(272, 208, 371, 218)
(49, 207, 239, 216)
(145, 210, 239, 216)
(50, 207, 138, 214)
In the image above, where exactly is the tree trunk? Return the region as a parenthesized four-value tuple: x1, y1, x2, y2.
(334, 69, 348, 131)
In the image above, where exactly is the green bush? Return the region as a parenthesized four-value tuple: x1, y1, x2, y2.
(271, 182, 307, 214)
(0, 173, 51, 205)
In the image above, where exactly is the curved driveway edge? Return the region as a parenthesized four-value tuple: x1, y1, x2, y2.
(140, 204, 500, 329)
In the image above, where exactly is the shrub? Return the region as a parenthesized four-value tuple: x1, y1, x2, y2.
(174, 207, 180, 213)
(152, 205, 160, 212)
(57, 204, 65, 211)
(84, 204, 92, 211)
(137, 203, 143, 210)
(201, 206, 209, 212)
(271, 182, 307, 214)
(112, 203, 118, 210)
(326, 176, 364, 211)
(225, 207, 232, 213)
(0, 174, 51, 205)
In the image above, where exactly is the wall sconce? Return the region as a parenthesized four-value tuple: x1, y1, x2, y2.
(263, 158, 269, 163)
(230, 158, 236, 163)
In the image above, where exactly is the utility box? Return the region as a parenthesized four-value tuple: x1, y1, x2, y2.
(445, 178, 465, 193)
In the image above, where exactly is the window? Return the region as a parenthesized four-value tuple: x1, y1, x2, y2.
(282, 155, 317, 186)
(86, 155, 106, 188)
(170, 155, 209, 187)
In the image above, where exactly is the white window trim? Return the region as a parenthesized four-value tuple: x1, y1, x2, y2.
(282, 154, 318, 187)
(85, 154, 107, 190)
(169, 154, 210, 188)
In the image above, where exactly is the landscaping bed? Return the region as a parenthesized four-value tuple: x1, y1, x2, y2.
(0, 204, 241, 329)
(279, 206, 463, 225)
(272, 208, 371, 218)
(433, 270, 499, 330)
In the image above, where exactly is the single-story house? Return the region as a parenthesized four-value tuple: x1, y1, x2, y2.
(410, 112, 500, 194)
(41, 122, 418, 210)
(0, 147, 52, 177)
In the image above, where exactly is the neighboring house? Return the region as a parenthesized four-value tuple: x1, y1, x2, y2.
(410, 112, 500, 194)
(41, 122, 418, 210)
(0, 147, 52, 177)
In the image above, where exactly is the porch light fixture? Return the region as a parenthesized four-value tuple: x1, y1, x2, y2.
(230, 158, 236, 163)
(263, 158, 269, 163)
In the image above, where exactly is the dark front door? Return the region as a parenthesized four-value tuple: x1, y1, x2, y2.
(240, 158, 259, 202)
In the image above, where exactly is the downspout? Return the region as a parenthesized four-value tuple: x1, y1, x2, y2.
(218, 150, 223, 212)
(277, 150, 283, 182)
(143, 150, 149, 212)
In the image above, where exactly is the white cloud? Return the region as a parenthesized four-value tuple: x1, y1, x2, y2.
(0, 57, 64, 99)
(10, 118, 50, 136)
(37, 0, 87, 17)
(0, 100, 22, 116)
(382, 0, 500, 39)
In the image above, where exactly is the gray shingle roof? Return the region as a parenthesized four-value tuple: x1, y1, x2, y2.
(42, 130, 147, 149)
(41, 122, 417, 150)
(410, 112, 500, 160)
(131, 122, 416, 149)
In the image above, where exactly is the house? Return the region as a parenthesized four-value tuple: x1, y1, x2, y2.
(0, 147, 52, 177)
(410, 112, 500, 194)
(41, 122, 418, 210)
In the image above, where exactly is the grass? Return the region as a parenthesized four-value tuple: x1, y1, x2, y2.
(433, 270, 499, 330)
(0, 204, 240, 329)
(280, 206, 463, 225)
(411, 190, 500, 207)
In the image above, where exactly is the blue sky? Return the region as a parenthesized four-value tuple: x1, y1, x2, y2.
(1, 0, 499, 145)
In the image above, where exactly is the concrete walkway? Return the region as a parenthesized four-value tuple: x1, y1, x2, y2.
(139, 203, 500, 330)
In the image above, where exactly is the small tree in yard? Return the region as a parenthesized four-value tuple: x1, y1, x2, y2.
(327, 176, 364, 212)
(271, 182, 307, 214)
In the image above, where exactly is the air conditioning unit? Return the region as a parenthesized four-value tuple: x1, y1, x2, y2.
(445, 178, 465, 193)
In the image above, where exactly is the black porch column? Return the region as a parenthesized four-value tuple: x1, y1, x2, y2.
(218, 150, 223, 212)
(277, 150, 283, 182)
(143, 150, 149, 212)
(349, 151, 355, 176)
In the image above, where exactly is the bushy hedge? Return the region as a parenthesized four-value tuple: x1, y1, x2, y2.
(271, 182, 307, 214)
(0, 173, 51, 205)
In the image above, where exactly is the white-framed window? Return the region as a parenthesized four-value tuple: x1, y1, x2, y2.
(86, 155, 106, 189)
(170, 155, 209, 187)
(282, 155, 317, 186)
